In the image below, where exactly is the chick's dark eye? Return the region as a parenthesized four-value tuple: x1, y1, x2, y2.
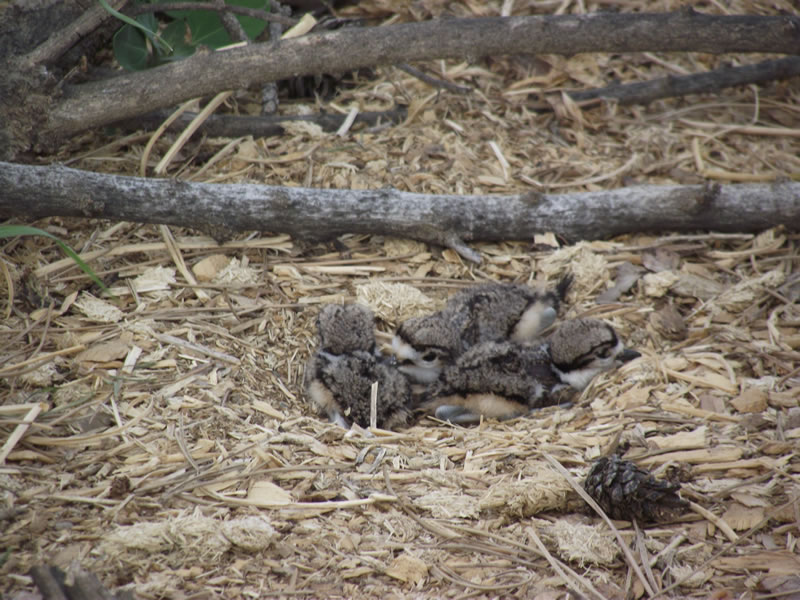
(421, 351, 439, 362)
(597, 348, 611, 359)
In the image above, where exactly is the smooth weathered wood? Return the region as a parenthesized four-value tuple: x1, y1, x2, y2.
(2, 161, 797, 261)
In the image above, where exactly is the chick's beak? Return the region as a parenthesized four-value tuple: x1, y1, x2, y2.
(619, 349, 641, 363)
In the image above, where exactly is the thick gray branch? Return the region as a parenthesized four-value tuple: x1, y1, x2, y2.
(2, 162, 797, 261)
(44, 12, 800, 140)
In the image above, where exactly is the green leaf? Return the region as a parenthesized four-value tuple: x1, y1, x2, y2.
(158, 0, 270, 48)
(186, 10, 233, 48)
(99, 0, 172, 54)
(113, 23, 150, 71)
(230, 0, 270, 41)
(153, 0, 228, 45)
(0, 226, 111, 295)
(137, 11, 158, 33)
(160, 18, 187, 47)
(157, 19, 195, 61)
(99, 0, 150, 32)
(135, 11, 159, 46)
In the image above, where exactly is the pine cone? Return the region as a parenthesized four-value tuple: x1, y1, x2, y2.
(583, 455, 688, 523)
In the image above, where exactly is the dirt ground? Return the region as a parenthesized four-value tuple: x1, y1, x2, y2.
(2, 0, 799, 598)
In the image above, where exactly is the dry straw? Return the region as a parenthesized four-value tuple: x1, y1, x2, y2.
(2, 0, 799, 597)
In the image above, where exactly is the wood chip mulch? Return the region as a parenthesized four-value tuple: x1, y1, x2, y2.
(2, 0, 799, 598)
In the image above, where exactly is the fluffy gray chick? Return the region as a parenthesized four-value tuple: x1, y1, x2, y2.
(304, 303, 412, 429)
(392, 275, 572, 384)
(422, 317, 640, 425)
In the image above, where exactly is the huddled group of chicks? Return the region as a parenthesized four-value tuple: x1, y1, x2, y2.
(303, 275, 641, 430)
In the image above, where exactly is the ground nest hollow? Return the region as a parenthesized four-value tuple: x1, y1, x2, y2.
(2, 0, 800, 597)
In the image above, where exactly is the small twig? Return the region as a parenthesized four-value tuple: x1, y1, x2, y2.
(397, 63, 472, 94)
(153, 333, 241, 365)
(25, 400, 153, 447)
(177, 413, 200, 473)
(127, 2, 298, 26)
(214, 0, 249, 43)
(634, 520, 661, 594)
(648, 533, 687, 568)
(369, 381, 378, 430)
(541, 56, 800, 109)
(160, 463, 349, 500)
(113, 105, 409, 138)
(269, 1, 287, 43)
(688, 500, 738, 543)
(0, 403, 44, 465)
(442, 231, 482, 264)
(154, 92, 232, 177)
(430, 564, 532, 592)
(260, 0, 288, 114)
(437, 539, 542, 569)
(202, 486, 396, 510)
(17, 304, 53, 375)
(0, 344, 86, 377)
(383, 464, 604, 599)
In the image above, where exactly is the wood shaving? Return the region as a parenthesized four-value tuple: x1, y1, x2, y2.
(2, 1, 799, 596)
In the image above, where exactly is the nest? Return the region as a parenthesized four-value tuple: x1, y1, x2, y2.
(2, 0, 799, 597)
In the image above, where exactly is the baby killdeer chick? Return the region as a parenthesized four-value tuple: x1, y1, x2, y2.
(314, 303, 377, 355)
(304, 303, 412, 430)
(392, 275, 572, 384)
(446, 275, 573, 347)
(391, 313, 462, 384)
(420, 318, 640, 425)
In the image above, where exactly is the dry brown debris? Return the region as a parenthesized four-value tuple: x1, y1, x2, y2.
(2, 0, 799, 598)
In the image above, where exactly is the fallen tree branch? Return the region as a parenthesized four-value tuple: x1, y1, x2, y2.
(2, 161, 797, 263)
(556, 56, 800, 108)
(37, 12, 800, 141)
